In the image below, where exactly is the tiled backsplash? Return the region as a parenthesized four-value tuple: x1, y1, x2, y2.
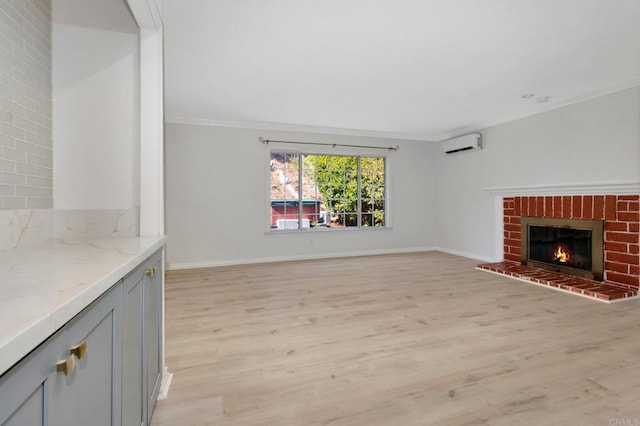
(0, 208, 139, 250)
(54, 208, 139, 240)
(0, 208, 53, 250)
(0, 0, 53, 209)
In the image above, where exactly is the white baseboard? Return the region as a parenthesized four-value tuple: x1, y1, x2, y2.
(166, 246, 439, 270)
(165, 246, 502, 271)
(157, 367, 173, 400)
(433, 247, 499, 263)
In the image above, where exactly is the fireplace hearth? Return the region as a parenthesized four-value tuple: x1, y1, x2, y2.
(477, 194, 639, 302)
(521, 217, 603, 281)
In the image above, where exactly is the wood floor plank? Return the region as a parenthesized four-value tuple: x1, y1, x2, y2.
(152, 252, 640, 425)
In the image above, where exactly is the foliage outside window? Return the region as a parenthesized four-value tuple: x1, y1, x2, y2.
(269, 152, 386, 230)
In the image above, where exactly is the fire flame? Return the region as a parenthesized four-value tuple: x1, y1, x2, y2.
(553, 243, 571, 263)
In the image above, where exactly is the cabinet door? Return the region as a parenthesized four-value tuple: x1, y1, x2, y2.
(0, 283, 122, 426)
(73, 284, 122, 426)
(145, 252, 163, 424)
(0, 328, 67, 426)
(1, 387, 46, 426)
(121, 248, 163, 426)
(50, 282, 123, 426)
(122, 270, 144, 426)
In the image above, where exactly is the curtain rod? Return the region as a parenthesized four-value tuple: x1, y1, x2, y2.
(259, 137, 399, 151)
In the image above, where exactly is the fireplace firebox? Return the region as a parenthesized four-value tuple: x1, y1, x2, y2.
(521, 217, 604, 281)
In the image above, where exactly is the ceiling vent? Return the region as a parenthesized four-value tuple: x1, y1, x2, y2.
(442, 133, 482, 154)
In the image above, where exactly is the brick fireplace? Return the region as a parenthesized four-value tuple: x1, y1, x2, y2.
(478, 194, 639, 302)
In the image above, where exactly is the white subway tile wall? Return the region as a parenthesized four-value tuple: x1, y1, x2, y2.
(0, 0, 52, 209)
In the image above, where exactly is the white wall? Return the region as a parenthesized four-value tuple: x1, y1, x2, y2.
(165, 124, 438, 267)
(434, 86, 640, 261)
(165, 87, 639, 268)
(52, 21, 139, 209)
(139, 28, 165, 236)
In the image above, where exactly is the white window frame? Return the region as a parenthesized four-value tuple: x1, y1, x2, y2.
(265, 145, 391, 233)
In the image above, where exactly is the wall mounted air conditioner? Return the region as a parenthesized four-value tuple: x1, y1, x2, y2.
(442, 133, 482, 154)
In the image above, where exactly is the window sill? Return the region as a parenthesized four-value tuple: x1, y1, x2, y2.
(265, 226, 392, 235)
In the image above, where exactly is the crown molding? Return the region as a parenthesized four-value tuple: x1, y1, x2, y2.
(485, 181, 640, 197)
(126, 0, 162, 30)
(434, 79, 640, 141)
(166, 79, 640, 143)
(164, 117, 434, 142)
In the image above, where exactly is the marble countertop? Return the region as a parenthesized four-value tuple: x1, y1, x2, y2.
(0, 236, 167, 376)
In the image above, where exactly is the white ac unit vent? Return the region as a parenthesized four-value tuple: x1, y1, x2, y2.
(442, 133, 482, 154)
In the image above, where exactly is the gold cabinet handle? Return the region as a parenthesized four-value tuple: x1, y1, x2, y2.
(145, 267, 156, 279)
(71, 340, 88, 360)
(56, 355, 76, 376)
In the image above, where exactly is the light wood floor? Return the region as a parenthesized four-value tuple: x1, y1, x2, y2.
(151, 252, 640, 426)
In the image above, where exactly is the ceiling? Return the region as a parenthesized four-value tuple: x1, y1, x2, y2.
(53, 0, 138, 33)
(162, 0, 640, 141)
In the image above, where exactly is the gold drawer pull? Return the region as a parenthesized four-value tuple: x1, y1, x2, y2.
(56, 355, 76, 376)
(145, 267, 156, 278)
(71, 340, 88, 360)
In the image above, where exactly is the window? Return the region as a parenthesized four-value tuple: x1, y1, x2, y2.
(269, 152, 386, 230)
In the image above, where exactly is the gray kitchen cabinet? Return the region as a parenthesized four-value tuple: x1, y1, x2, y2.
(122, 268, 145, 426)
(0, 326, 66, 426)
(49, 284, 123, 426)
(0, 282, 123, 426)
(0, 248, 163, 426)
(145, 251, 163, 425)
(122, 249, 163, 426)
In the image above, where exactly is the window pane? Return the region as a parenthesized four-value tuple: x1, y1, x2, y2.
(345, 213, 358, 227)
(360, 156, 383, 227)
(270, 152, 385, 230)
(270, 152, 302, 229)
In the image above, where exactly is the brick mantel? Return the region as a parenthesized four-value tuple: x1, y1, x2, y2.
(503, 195, 640, 289)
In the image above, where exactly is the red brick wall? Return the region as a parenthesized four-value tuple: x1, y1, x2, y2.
(503, 195, 640, 288)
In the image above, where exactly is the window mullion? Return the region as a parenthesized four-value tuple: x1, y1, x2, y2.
(298, 154, 303, 229)
(356, 156, 362, 228)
